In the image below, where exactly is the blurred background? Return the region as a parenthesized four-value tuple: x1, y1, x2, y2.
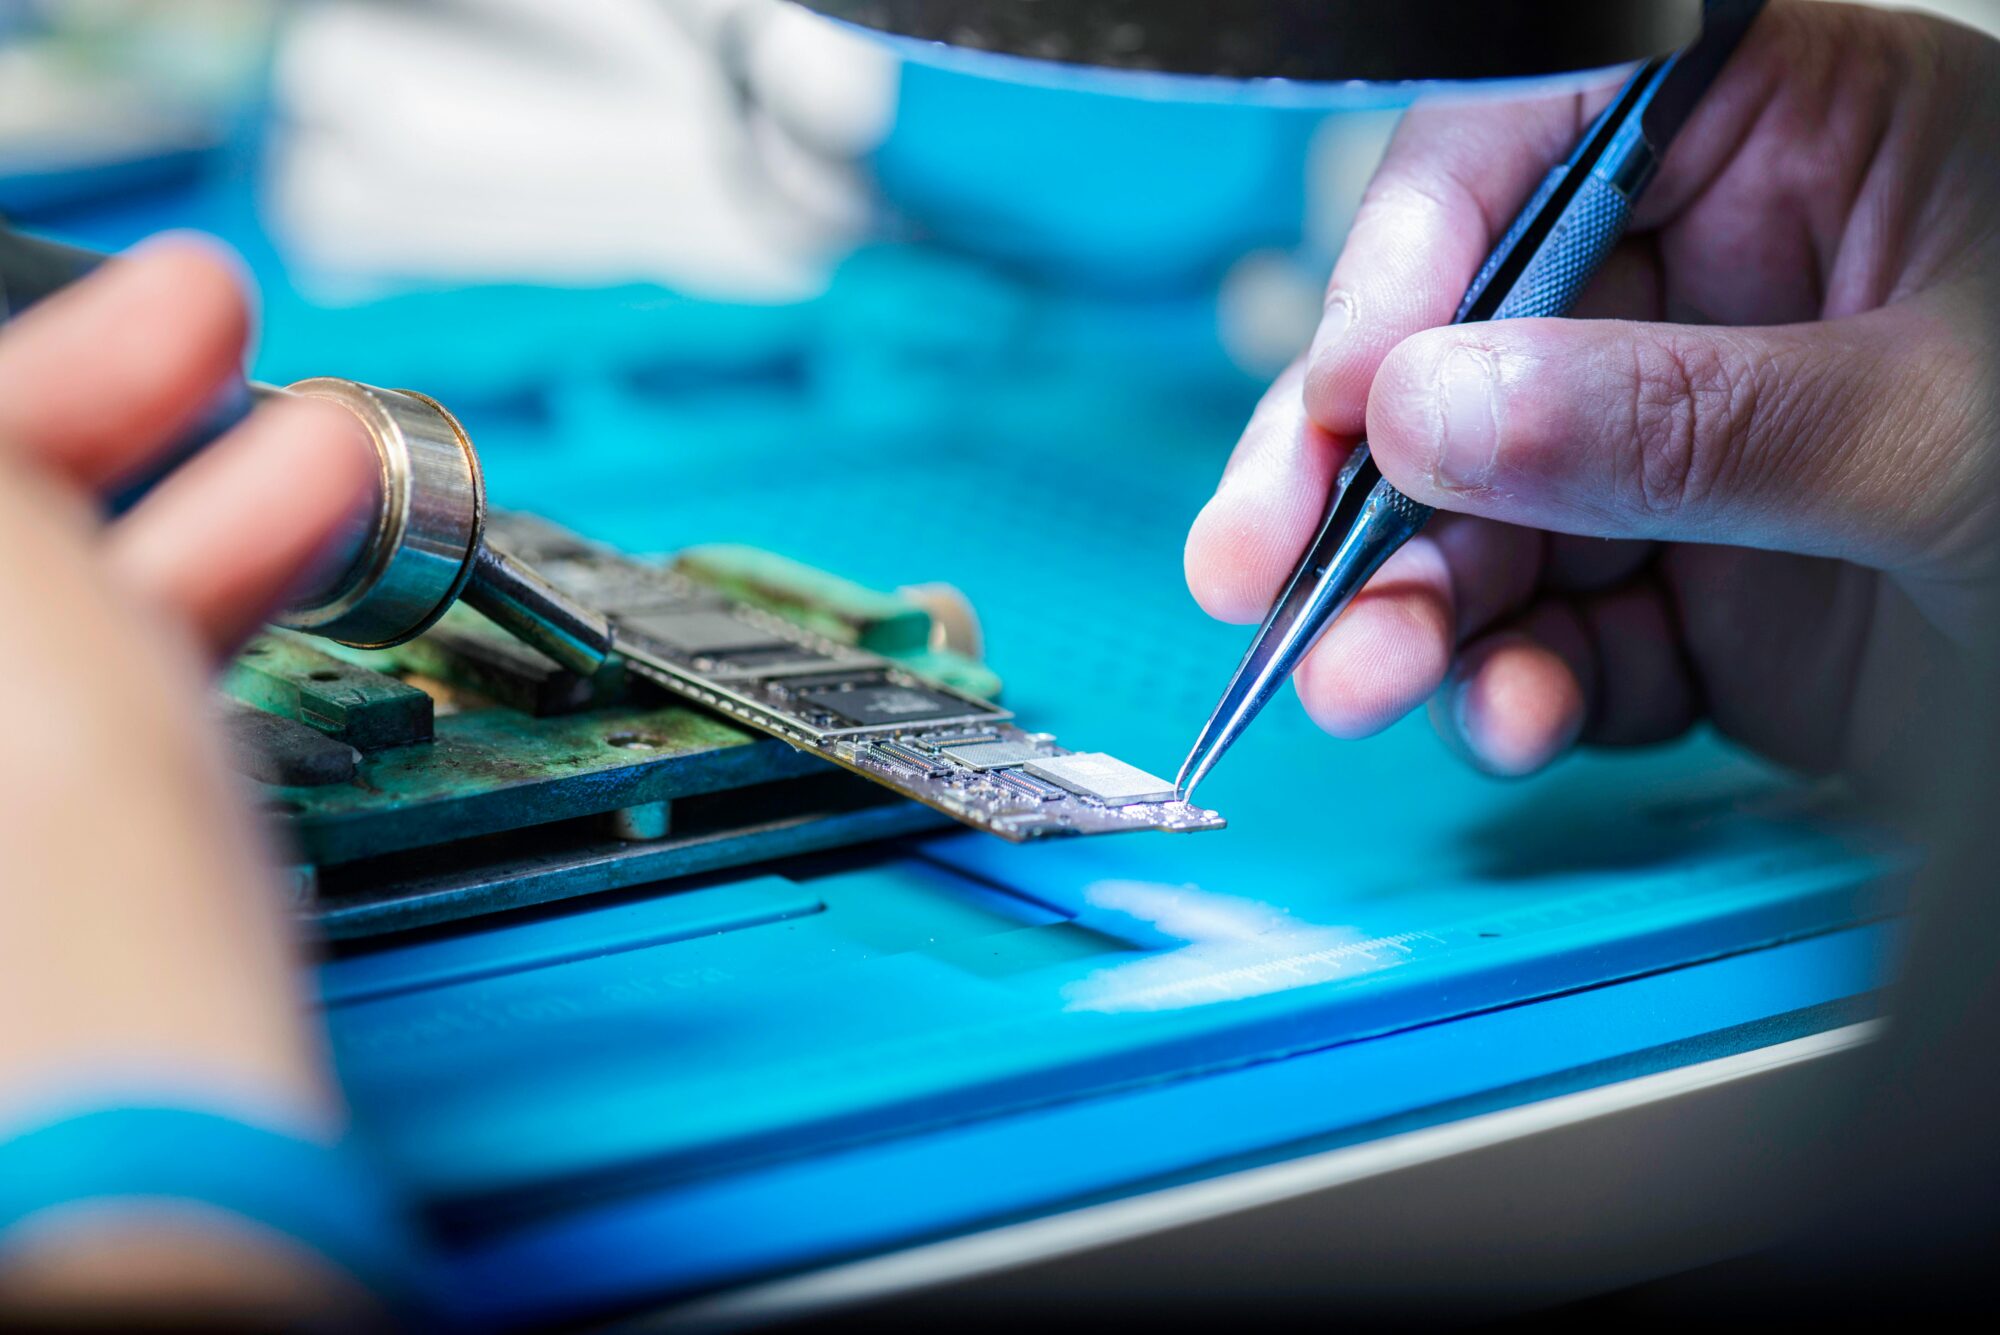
(7, 5, 2000, 1321)
(1, 0, 1994, 787)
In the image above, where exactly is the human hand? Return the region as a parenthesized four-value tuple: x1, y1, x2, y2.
(0, 238, 374, 1315)
(1186, 0, 1999, 782)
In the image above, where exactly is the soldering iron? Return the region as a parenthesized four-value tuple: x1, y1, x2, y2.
(0, 226, 614, 677)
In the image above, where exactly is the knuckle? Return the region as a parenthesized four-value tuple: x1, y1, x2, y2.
(1369, 167, 1497, 249)
(1623, 333, 1758, 519)
(1367, 173, 1454, 225)
(1890, 317, 1999, 577)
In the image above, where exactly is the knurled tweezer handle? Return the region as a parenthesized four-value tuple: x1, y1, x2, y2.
(1332, 168, 1639, 540)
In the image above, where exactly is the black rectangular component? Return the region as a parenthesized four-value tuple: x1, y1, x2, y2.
(799, 683, 978, 728)
(620, 608, 790, 657)
(706, 647, 834, 671)
(874, 740, 949, 777)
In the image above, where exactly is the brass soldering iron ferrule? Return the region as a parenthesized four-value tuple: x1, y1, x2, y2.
(273, 377, 486, 651)
(267, 377, 613, 677)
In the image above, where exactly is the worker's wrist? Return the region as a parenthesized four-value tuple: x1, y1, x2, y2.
(0, 1101, 427, 1308)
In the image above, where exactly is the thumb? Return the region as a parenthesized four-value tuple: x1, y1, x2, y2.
(1364, 304, 1980, 574)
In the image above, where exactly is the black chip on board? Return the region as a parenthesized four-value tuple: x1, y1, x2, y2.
(620, 608, 790, 656)
(799, 683, 983, 727)
(706, 647, 833, 671)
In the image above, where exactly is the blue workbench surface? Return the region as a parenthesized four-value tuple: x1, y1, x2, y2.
(298, 248, 1896, 1322)
(18, 106, 1901, 1325)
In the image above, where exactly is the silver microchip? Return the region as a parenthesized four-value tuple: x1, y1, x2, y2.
(938, 739, 1044, 771)
(1022, 753, 1178, 805)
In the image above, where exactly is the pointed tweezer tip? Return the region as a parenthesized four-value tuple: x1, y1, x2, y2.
(1173, 753, 1204, 806)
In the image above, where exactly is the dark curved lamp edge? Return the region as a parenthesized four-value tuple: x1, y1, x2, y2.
(792, 1, 1703, 84)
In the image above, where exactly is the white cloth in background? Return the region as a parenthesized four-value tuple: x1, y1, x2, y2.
(265, 0, 896, 301)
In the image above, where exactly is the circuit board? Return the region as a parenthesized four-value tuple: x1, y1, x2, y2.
(493, 514, 1226, 841)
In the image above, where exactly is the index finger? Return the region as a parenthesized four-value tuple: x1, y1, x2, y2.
(0, 235, 251, 494)
(1302, 89, 1600, 437)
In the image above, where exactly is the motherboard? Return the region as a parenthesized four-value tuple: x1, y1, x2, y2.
(499, 516, 1226, 841)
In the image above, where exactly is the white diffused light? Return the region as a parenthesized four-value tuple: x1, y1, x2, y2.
(1063, 880, 1443, 1014)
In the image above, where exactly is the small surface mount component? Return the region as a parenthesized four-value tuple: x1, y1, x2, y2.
(497, 516, 1225, 842)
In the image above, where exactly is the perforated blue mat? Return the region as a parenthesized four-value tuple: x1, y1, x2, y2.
(293, 254, 1899, 1324)
(25, 167, 1900, 1326)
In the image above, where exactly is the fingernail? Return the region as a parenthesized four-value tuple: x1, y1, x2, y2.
(1445, 673, 1476, 748)
(1308, 291, 1354, 372)
(1435, 345, 1499, 490)
(1427, 675, 1479, 771)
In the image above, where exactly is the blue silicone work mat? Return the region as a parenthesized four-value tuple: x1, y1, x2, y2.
(18, 86, 1902, 1328)
(308, 276, 1902, 1317)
